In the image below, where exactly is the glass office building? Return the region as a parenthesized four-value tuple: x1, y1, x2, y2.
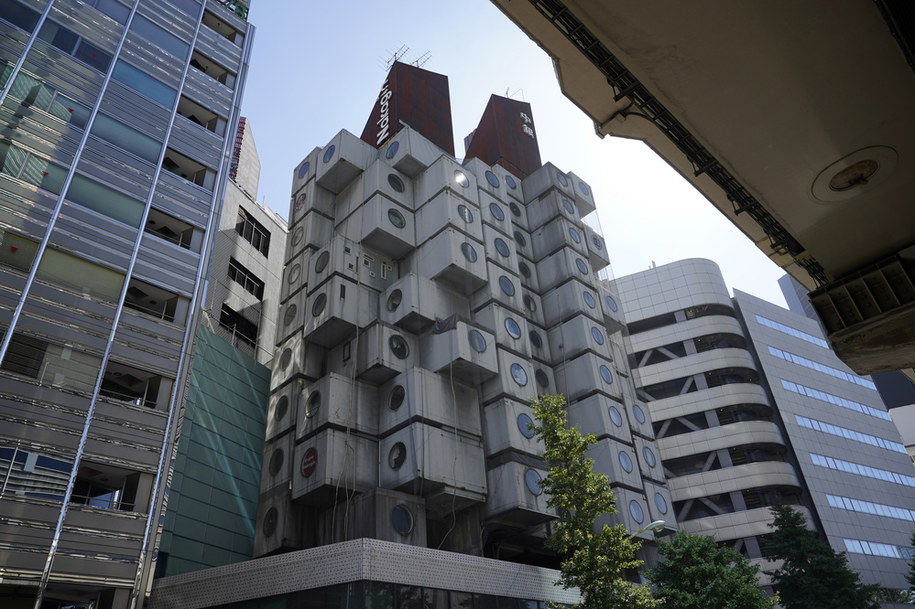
(0, 0, 253, 606)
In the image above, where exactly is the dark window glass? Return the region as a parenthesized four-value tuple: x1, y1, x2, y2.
(38, 21, 79, 53)
(228, 257, 265, 299)
(90, 0, 130, 23)
(0, 332, 47, 378)
(130, 14, 190, 59)
(235, 208, 271, 255)
(73, 39, 112, 72)
(219, 304, 258, 348)
(1, 0, 40, 31)
(113, 60, 177, 108)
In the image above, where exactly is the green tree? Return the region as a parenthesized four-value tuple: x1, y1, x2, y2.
(766, 504, 879, 609)
(646, 531, 776, 609)
(907, 531, 915, 593)
(530, 394, 658, 609)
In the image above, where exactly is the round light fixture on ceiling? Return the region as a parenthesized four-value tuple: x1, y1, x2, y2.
(811, 146, 897, 202)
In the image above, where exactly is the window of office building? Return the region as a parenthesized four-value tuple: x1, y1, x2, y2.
(0, 332, 48, 378)
(219, 304, 258, 348)
(36, 248, 125, 302)
(0, 0, 41, 32)
(112, 60, 178, 108)
(228, 257, 264, 299)
(235, 208, 270, 256)
(5, 70, 92, 129)
(90, 113, 163, 163)
(0, 142, 67, 193)
(37, 20, 112, 72)
(129, 14, 190, 59)
(65, 174, 145, 227)
(189, 50, 236, 87)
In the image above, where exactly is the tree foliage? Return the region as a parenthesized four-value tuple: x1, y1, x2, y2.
(907, 531, 915, 593)
(530, 394, 658, 609)
(646, 531, 776, 609)
(766, 504, 879, 609)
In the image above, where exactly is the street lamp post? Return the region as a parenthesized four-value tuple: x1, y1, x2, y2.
(630, 519, 666, 538)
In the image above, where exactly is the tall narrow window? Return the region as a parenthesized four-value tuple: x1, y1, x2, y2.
(235, 208, 270, 255)
(228, 257, 264, 299)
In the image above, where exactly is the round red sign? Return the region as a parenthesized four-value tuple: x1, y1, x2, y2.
(301, 447, 318, 478)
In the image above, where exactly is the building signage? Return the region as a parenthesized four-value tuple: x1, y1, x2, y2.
(376, 80, 392, 145)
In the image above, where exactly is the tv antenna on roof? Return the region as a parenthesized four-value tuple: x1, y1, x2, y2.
(382, 44, 410, 71)
(412, 51, 432, 68)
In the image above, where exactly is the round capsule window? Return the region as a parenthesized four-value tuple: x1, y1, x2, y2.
(304, 391, 320, 418)
(633, 403, 647, 424)
(385, 140, 400, 159)
(557, 172, 569, 187)
(468, 329, 488, 353)
(524, 294, 537, 313)
(294, 192, 306, 213)
(568, 228, 581, 244)
(389, 334, 410, 360)
(529, 330, 543, 349)
(606, 295, 619, 312)
(561, 198, 575, 215)
(509, 201, 521, 217)
(643, 446, 657, 468)
(524, 468, 543, 496)
(314, 251, 330, 273)
(599, 364, 613, 385)
(518, 262, 531, 279)
(388, 385, 406, 411)
(388, 442, 407, 469)
(287, 263, 302, 285)
(629, 500, 645, 524)
(513, 230, 527, 247)
(654, 492, 669, 515)
(499, 276, 516, 297)
(387, 208, 406, 229)
(505, 174, 518, 189)
(291, 226, 304, 246)
(322, 145, 336, 163)
(504, 317, 522, 339)
(575, 258, 589, 275)
(485, 170, 500, 188)
(618, 450, 633, 473)
(517, 412, 535, 439)
(279, 348, 292, 370)
(391, 504, 414, 536)
(494, 237, 510, 258)
(583, 291, 597, 309)
(591, 235, 604, 250)
(489, 202, 505, 221)
(311, 292, 327, 317)
(591, 327, 605, 345)
(578, 181, 590, 196)
(460, 242, 478, 263)
(510, 363, 528, 386)
(274, 395, 289, 421)
(297, 161, 310, 179)
(535, 369, 550, 389)
(268, 448, 284, 476)
(386, 289, 403, 312)
(263, 507, 278, 536)
(283, 303, 298, 327)
(608, 405, 623, 427)
(387, 174, 405, 193)
(457, 204, 474, 223)
(454, 170, 470, 188)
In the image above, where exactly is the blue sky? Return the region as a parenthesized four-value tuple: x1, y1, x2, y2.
(241, 1, 789, 307)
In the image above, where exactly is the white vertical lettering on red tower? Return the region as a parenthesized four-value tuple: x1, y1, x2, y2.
(376, 81, 392, 145)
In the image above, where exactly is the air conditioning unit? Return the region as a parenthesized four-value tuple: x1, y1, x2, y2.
(308, 235, 394, 294)
(643, 482, 674, 526)
(291, 429, 378, 505)
(481, 223, 520, 274)
(482, 398, 543, 458)
(420, 319, 499, 384)
(587, 438, 643, 491)
(582, 224, 610, 272)
(463, 157, 507, 202)
(531, 216, 589, 262)
(276, 288, 306, 344)
(633, 436, 663, 483)
(265, 378, 303, 440)
(527, 322, 552, 365)
(565, 171, 596, 217)
(470, 263, 522, 313)
(598, 283, 626, 333)
(280, 250, 310, 303)
(316, 488, 427, 547)
(536, 247, 595, 294)
(379, 423, 486, 507)
(547, 314, 614, 364)
(517, 254, 539, 294)
(566, 393, 632, 444)
(553, 352, 620, 403)
(473, 303, 531, 358)
(289, 147, 320, 204)
(259, 431, 296, 493)
(296, 373, 378, 441)
(270, 333, 323, 391)
(415, 229, 488, 294)
(357, 195, 415, 260)
(285, 210, 333, 264)
(303, 275, 378, 348)
(414, 190, 484, 244)
(315, 129, 377, 194)
(355, 322, 416, 385)
(415, 156, 480, 208)
(526, 189, 581, 232)
(481, 347, 538, 405)
(381, 273, 468, 334)
(483, 461, 554, 528)
(382, 125, 443, 178)
(252, 488, 303, 557)
(378, 367, 481, 437)
(541, 279, 603, 329)
(290, 172, 336, 228)
(521, 161, 575, 204)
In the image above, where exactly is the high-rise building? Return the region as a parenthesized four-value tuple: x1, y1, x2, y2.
(614, 259, 915, 601)
(147, 62, 674, 609)
(0, 1, 254, 607)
